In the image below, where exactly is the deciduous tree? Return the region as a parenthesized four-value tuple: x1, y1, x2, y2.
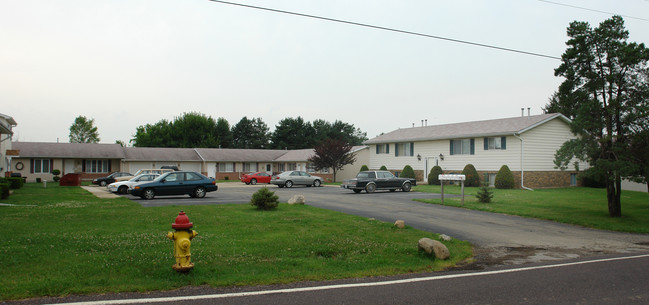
(69, 116, 100, 143)
(308, 138, 356, 182)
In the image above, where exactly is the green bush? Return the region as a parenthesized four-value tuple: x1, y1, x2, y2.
(360, 165, 369, 172)
(461, 164, 480, 187)
(250, 187, 279, 210)
(52, 169, 61, 176)
(495, 165, 515, 189)
(380, 165, 388, 170)
(400, 165, 416, 179)
(0, 183, 9, 199)
(475, 183, 494, 203)
(7, 177, 23, 189)
(428, 166, 443, 185)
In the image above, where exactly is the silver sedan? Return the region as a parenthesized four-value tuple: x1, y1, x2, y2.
(270, 171, 323, 188)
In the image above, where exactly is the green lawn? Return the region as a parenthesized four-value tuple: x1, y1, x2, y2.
(0, 184, 472, 301)
(413, 184, 649, 233)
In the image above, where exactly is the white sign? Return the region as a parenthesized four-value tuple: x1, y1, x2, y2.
(438, 174, 466, 181)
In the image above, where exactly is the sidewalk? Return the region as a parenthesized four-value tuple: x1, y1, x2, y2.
(80, 186, 120, 199)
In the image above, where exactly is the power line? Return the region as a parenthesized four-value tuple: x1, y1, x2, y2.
(538, 0, 649, 22)
(208, 0, 561, 60)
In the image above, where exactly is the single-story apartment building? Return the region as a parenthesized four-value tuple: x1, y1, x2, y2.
(8, 142, 368, 183)
(363, 113, 583, 189)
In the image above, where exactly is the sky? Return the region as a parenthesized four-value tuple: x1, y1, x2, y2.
(2, 0, 648, 144)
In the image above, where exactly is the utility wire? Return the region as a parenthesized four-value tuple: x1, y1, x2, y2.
(538, 0, 649, 22)
(208, 0, 561, 60)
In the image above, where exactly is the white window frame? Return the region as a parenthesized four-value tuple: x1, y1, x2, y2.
(218, 162, 234, 172)
(451, 139, 471, 155)
(33, 159, 51, 173)
(85, 159, 110, 173)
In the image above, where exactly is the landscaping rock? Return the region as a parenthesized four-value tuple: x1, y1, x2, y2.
(288, 195, 305, 205)
(394, 220, 405, 229)
(418, 238, 450, 260)
(440, 234, 452, 241)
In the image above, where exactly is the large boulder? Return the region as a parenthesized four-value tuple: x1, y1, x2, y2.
(418, 238, 450, 260)
(288, 195, 305, 205)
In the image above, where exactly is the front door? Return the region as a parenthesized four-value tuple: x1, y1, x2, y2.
(265, 164, 272, 174)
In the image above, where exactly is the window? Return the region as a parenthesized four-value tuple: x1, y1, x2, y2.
(395, 142, 414, 157)
(186, 172, 203, 181)
(450, 139, 475, 155)
(33, 159, 51, 173)
(217, 162, 234, 172)
(376, 144, 389, 154)
(85, 160, 110, 173)
(287, 163, 296, 171)
(165, 173, 184, 182)
(378, 171, 395, 179)
(484, 137, 507, 150)
(307, 163, 316, 173)
(570, 173, 577, 186)
(243, 163, 257, 172)
(278, 163, 285, 172)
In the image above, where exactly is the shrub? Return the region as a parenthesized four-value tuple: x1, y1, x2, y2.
(0, 183, 9, 199)
(52, 169, 61, 176)
(380, 165, 388, 170)
(461, 164, 480, 187)
(428, 166, 443, 185)
(7, 177, 23, 189)
(400, 165, 416, 179)
(475, 183, 494, 203)
(360, 165, 369, 172)
(495, 165, 515, 189)
(250, 187, 279, 210)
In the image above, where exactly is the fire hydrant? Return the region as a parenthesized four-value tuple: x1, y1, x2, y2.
(167, 211, 198, 272)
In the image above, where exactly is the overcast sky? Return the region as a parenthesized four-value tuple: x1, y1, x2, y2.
(2, 0, 648, 144)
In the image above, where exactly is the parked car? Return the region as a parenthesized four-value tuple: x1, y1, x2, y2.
(92, 172, 132, 186)
(270, 171, 323, 188)
(341, 170, 416, 193)
(115, 168, 175, 182)
(107, 173, 159, 194)
(130, 171, 217, 200)
(241, 172, 272, 185)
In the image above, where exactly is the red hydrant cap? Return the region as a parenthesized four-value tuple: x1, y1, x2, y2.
(172, 211, 193, 229)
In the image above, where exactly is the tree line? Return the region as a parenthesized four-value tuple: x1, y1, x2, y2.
(128, 113, 368, 149)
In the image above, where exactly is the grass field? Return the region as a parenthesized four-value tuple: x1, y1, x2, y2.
(0, 183, 472, 301)
(413, 184, 649, 233)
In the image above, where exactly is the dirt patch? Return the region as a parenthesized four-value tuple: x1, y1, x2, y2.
(454, 246, 616, 270)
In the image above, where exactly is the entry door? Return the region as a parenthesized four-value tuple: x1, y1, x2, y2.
(265, 164, 272, 174)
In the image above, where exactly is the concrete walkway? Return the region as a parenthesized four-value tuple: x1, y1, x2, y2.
(80, 186, 120, 199)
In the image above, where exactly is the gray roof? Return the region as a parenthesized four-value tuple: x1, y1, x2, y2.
(364, 113, 571, 144)
(123, 147, 202, 161)
(196, 148, 288, 162)
(12, 142, 125, 158)
(273, 149, 315, 162)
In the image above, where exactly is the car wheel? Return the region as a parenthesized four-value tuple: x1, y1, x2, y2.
(353, 189, 362, 194)
(285, 180, 293, 188)
(251, 179, 257, 185)
(401, 182, 412, 192)
(142, 189, 155, 200)
(313, 180, 321, 187)
(245, 182, 250, 185)
(118, 185, 128, 194)
(278, 185, 284, 188)
(194, 187, 206, 198)
(365, 183, 376, 193)
(100, 181, 107, 187)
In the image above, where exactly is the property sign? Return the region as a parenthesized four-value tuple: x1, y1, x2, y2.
(438, 174, 466, 181)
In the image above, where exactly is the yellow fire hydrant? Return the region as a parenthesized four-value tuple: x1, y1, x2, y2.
(167, 211, 198, 272)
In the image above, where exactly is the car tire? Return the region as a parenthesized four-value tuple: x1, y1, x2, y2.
(285, 180, 293, 188)
(194, 187, 207, 198)
(100, 181, 107, 187)
(278, 185, 284, 188)
(118, 185, 128, 194)
(245, 182, 250, 185)
(401, 182, 412, 192)
(142, 189, 155, 200)
(251, 179, 257, 185)
(365, 183, 376, 193)
(313, 180, 321, 187)
(353, 189, 362, 194)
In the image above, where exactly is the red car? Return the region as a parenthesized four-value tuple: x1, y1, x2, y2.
(241, 172, 272, 185)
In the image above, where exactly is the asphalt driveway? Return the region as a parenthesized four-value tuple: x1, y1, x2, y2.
(116, 183, 649, 266)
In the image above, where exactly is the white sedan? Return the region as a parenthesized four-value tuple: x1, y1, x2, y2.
(107, 174, 159, 194)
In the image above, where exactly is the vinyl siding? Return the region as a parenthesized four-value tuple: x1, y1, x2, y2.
(520, 118, 580, 171)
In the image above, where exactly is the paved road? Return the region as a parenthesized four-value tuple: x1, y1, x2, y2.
(120, 183, 649, 265)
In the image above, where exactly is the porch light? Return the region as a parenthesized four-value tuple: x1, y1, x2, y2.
(439, 153, 444, 160)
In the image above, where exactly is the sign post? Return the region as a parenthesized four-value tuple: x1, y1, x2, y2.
(438, 174, 466, 205)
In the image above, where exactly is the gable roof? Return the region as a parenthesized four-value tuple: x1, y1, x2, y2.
(364, 113, 571, 144)
(12, 142, 125, 159)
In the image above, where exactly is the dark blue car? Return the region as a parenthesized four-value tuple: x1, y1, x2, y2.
(130, 171, 217, 200)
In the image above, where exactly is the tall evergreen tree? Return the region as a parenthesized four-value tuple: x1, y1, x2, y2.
(231, 117, 270, 149)
(270, 117, 316, 149)
(548, 16, 649, 216)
